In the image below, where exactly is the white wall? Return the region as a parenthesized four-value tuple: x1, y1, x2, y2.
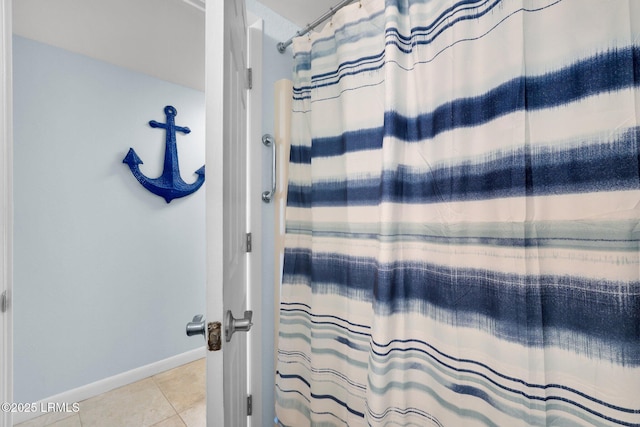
(12, 36, 206, 403)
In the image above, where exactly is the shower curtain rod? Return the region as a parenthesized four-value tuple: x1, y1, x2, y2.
(277, 0, 356, 53)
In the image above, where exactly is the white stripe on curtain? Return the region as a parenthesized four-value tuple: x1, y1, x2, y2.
(275, 0, 640, 426)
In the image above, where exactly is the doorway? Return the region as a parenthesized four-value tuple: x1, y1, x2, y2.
(2, 0, 265, 425)
(11, 0, 206, 425)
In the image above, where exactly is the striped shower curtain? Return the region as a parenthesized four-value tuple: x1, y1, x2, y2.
(275, 0, 640, 426)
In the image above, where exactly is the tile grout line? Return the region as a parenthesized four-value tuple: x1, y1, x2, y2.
(150, 374, 184, 427)
(151, 359, 206, 427)
(22, 362, 201, 427)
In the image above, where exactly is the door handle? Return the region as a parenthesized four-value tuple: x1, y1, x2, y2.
(186, 314, 205, 337)
(225, 310, 253, 342)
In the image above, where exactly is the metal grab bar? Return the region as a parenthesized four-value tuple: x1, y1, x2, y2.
(262, 134, 276, 203)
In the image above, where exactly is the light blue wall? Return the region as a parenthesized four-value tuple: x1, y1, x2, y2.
(13, 35, 206, 403)
(246, 1, 298, 425)
(13, 4, 297, 422)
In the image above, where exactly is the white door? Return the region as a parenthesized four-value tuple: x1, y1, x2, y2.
(205, 0, 250, 426)
(1, 0, 13, 426)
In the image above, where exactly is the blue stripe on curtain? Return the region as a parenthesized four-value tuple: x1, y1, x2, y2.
(283, 250, 640, 364)
(288, 127, 640, 206)
(276, 0, 640, 426)
(290, 47, 640, 163)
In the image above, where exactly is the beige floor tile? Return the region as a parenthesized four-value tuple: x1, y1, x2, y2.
(78, 378, 177, 427)
(178, 399, 205, 427)
(14, 411, 76, 427)
(150, 414, 187, 427)
(47, 414, 81, 427)
(153, 359, 205, 413)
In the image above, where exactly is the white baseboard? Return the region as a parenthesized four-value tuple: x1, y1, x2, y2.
(13, 348, 205, 424)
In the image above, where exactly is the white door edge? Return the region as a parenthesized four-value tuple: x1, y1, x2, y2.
(247, 17, 264, 427)
(205, 0, 249, 425)
(204, 0, 225, 422)
(0, 0, 14, 426)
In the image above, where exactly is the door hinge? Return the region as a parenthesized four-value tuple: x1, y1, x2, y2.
(247, 394, 253, 416)
(1, 290, 7, 313)
(246, 232, 252, 253)
(247, 68, 253, 90)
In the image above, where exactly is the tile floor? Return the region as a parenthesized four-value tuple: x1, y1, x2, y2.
(15, 358, 206, 427)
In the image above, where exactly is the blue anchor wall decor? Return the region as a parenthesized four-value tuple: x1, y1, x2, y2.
(123, 106, 205, 203)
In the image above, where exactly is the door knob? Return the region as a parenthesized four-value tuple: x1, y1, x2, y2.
(225, 310, 253, 342)
(186, 314, 205, 337)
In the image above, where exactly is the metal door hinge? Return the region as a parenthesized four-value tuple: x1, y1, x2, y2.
(1, 290, 7, 313)
(247, 395, 253, 416)
(246, 232, 252, 253)
(247, 68, 253, 90)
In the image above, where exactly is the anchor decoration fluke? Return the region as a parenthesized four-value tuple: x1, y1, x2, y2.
(123, 105, 205, 203)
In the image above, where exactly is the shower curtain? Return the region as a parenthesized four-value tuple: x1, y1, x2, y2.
(275, 0, 640, 426)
